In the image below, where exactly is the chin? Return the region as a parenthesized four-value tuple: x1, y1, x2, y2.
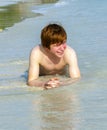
(56, 53, 64, 58)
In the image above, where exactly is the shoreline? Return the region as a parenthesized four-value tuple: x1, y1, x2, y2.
(0, 0, 58, 31)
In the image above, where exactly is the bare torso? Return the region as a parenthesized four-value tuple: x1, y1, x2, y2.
(39, 64, 67, 76)
(27, 44, 80, 88)
(39, 45, 68, 76)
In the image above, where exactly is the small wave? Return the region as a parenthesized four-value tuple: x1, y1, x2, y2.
(54, 1, 68, 7)
(0, 60, 28, 67)
(31, 0, 68, 15)
(0, 78, 27, 89)
(31, 4, 53, 14)
(0, 84, 27, 90)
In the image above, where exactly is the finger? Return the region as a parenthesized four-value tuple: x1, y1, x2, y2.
(45, 86, 52, 89)
(45, 83, 58, 89)
(50, 77, 59, 81)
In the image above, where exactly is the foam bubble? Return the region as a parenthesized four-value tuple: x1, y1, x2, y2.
(54, 1, 68, 7)
(31, 1, 68, 15)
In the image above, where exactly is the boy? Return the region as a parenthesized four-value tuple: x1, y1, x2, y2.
(27, 23, 81, 89)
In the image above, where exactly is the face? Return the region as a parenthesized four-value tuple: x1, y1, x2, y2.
(49, 41, 67, 58)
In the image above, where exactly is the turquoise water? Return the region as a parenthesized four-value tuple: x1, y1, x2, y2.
(0, 0, 107, 130)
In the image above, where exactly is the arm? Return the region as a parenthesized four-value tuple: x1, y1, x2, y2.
(27, 47, 61, 89)
(65, 46, 81, 79)
(27, 47, 45, 87)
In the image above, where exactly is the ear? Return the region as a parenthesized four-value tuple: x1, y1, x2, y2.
(46, 45, 50, 50)
(44, 47, 50, 53)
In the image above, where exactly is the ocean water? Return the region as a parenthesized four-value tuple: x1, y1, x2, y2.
(0, 0, 107, 130)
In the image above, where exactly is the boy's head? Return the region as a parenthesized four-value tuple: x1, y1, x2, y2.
(41, 23, 67, 49)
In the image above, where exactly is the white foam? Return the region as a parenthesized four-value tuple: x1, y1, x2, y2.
(31, 0, 68, 15)
(31, 4, 53, 14)
(54, 1, 68, 7)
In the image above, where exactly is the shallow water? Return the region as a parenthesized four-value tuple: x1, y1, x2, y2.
(0, 0, 107, 130)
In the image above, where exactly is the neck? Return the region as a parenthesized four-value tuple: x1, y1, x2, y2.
(44, 48, 61, 64)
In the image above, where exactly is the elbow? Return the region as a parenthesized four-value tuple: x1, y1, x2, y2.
(76, 74, 81, 79)
(73, 77, 81, 81)
(27, 81, 30, 86)
(73, 72, 81, 79)
(27, 80, 34, 87)
(71, 74, 81, 80)
(75, 75, 81, 79)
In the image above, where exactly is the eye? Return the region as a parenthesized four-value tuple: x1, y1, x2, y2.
(52, 44, 56, 47)
(63, 40, 66, 44)
(53, 43, 60, 47)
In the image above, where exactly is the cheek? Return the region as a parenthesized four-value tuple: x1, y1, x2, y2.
(50, 47, 57, 52)
(63, 44, 67, 49)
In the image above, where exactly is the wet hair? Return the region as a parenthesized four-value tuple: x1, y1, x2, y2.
(41, 23, 67, 49)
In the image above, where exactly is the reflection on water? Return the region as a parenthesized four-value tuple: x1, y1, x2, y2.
(0, 0, 58, 31)
(32, 89, 81, 130)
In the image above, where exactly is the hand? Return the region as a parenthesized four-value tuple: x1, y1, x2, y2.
(44, 77, 61, 89)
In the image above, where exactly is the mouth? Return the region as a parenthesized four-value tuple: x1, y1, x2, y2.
(57, 51, 64, 55)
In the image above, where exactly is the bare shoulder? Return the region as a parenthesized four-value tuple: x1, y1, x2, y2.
(64, 45, 78, 64)
(65, 45, 77, 57)
(30, 45, 41, 61)
(31, 45, 40, 54)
